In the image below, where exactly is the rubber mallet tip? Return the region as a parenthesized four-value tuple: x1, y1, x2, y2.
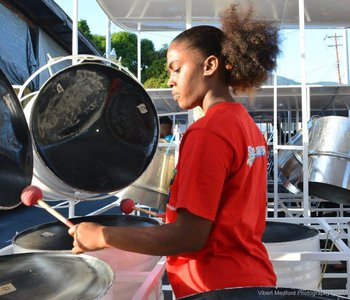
(120, 198, 135, 214)
(21, 185, 43, 206)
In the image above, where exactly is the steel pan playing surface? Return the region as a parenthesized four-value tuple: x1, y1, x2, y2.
(30, 63, 159, 194)
(0, 252, 114, 299)
(13, 214, 159, 251)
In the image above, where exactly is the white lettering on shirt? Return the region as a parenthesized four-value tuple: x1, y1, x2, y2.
(247, 145, 266, 167)
(166, 204, 177, 211)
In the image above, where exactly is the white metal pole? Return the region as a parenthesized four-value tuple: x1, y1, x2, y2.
(298, 0, 310, 217)
(106, 18, 111, 60)
(186, 0, 192, 30)
(137, 24, 141, 82)
(287, 110, 292, 141)
(186, 0, 194, 126)
(344, 28, 349, 84)
(68, 200, 76, 218)
(273, 72, 279, 218)
(72, 0, 79, 64)
(306, 86, 310, 120)
(296, 106, 300, 131)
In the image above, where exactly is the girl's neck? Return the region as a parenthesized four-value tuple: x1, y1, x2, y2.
(202, 90, 235, 113)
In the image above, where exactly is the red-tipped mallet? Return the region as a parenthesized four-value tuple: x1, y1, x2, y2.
(120, 199, 165, 219)
(21, 185, 74, 228)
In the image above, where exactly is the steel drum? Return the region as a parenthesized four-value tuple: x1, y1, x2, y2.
(27, 62, 159, 197)
(182, 287, 345, 299)
(121, 146, 175, 211)
(0, 69, 33, 210)
(278, 116, 350, 204)
(278, 117, 318, 195)
(0, 252, 114, 299)
(13, 214, 159, 253)
(277, 129, 304, 194)
(300, 116, 350, 204)
(12, 215, 161, 300)
(263, 221, 319, 243)
(263, 221, 320, 290)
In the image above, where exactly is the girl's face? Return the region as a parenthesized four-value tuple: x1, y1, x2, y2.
(167, 42, 208, 110)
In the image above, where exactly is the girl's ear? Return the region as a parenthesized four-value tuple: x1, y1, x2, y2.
(203, 55, 219, 76)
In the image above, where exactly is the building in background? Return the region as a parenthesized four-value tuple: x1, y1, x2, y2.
(0, 0, 101, 91)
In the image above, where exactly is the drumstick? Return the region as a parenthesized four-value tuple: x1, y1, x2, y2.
(21, 185, 75, 228)
(120, 199, 165, 219)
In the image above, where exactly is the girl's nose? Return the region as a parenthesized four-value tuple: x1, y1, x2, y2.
(167, 80, 174, 88)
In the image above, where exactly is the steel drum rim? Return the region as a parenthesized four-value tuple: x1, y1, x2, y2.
(309, 151, 350, 160)
(0, 69, 33, 209)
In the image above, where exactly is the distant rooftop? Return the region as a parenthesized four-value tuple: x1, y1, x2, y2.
(2, 0, 101, 56)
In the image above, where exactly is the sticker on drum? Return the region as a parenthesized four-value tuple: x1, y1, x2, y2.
(0, 283, 17, 296)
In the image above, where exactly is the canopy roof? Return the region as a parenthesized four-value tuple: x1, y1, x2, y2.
(97, 0, 350, 121)
(148, 85, 350, 121)
(97, 0, 350, 32)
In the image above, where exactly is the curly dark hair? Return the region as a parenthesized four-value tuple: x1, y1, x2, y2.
(172, 3, 280, 93)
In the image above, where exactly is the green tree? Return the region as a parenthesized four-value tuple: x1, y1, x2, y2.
(110, 31, 137, 74)
(141, 38, 156, 67)
(78, 19, 93, 40)
(143, 45, 169, 88)
(78, 20, 169, 87)
(91, 35, 106, 54)
(78, 20, 105, 53)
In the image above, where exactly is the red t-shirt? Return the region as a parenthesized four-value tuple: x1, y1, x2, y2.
(166, 102, 276, 298)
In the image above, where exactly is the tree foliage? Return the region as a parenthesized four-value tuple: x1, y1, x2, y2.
(78, 20, 93, 40)
(78, 20, 169, 88)
(143, 45, 169, 88)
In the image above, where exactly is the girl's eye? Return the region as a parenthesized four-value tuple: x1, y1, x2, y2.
(167, 68, 180, 76)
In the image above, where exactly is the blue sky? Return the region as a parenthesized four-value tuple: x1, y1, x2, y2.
(53, 0, 177, 50)
(54, 0, 348, 84)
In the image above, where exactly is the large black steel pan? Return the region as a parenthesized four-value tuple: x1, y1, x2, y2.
(30, 63, 159, 194)
(0, 252, 113, 299)
(13, 214, 159, 251)
(262, 221, 319, 243)
(0, 69, 33, 209)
